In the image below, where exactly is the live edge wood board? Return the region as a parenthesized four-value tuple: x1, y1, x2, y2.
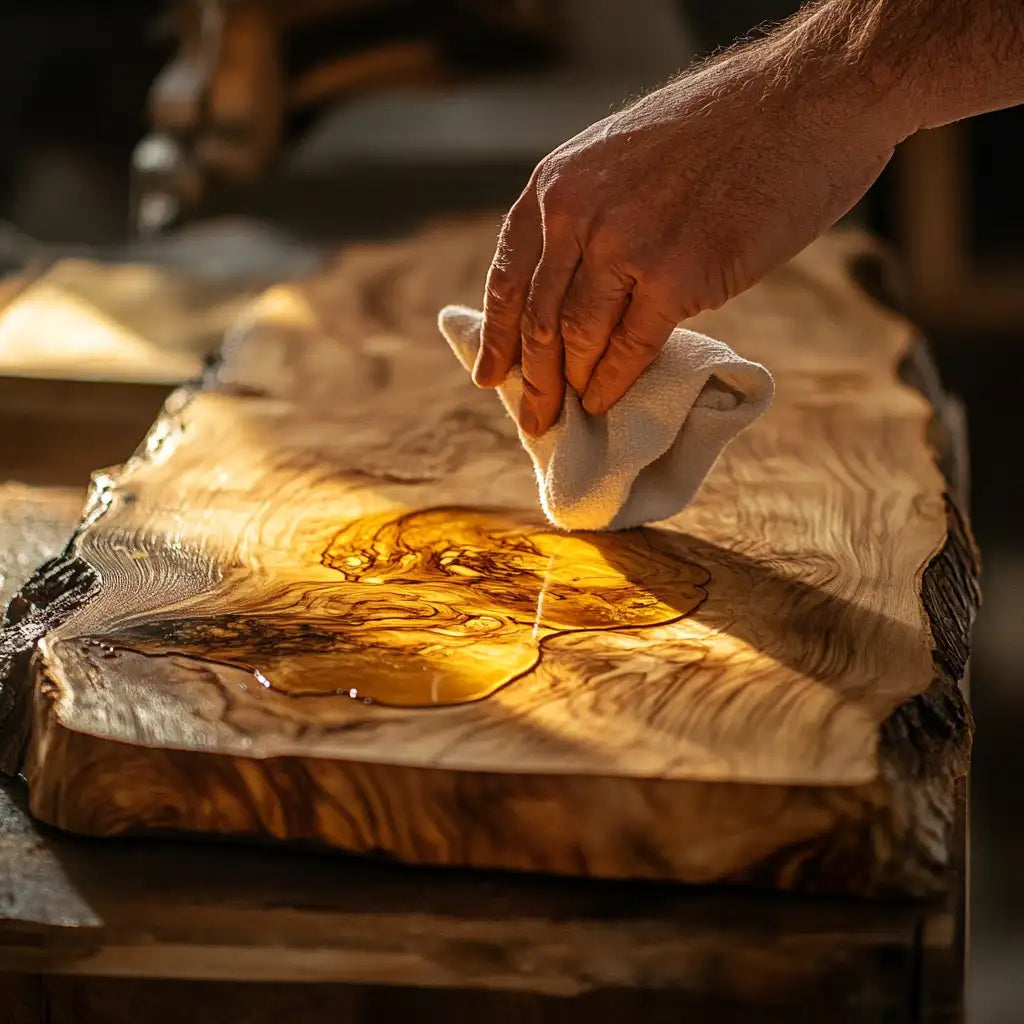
(0, 220, 979, 896)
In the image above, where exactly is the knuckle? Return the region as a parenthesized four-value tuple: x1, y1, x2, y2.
(521, 376, 546, 400)
(532, 157, 564, 193)
(683, 233, 749, 311)
(559, 313, 601, 348)
(704, 291, 727, 313)
(708, 255, 746, 309)
(508, 185, 537, 215)
(521, 334, 559, 367)
(615, 324, 665, 359)
(505, 184, 540, 226)
(535, 171, 578, 217)
(520, 307, 559, 346)
(683, 254, 734, 314)
(484, 268, 523, 313)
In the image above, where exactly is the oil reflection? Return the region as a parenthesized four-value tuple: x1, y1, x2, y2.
(84, 507, 709, 707)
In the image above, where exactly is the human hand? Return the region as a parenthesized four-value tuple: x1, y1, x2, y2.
(475, 10, 912, 435)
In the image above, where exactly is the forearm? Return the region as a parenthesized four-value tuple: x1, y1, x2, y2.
(774, 0, 1024, 137)
(477, 0, 1023, 428)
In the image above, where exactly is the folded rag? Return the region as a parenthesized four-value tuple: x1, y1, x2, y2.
(438, 305, 774, 531)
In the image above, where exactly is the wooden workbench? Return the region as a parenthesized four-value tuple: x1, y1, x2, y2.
(0, 220, 976, 1022)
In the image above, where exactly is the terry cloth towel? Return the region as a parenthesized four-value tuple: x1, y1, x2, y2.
(438, 305, 774, 531)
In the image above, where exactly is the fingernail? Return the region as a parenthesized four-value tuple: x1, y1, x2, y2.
(519, 402, 540, 436)
(473, 347, 495, 387)
(582, 388, 603, 416)
(565, 368, 584, 395)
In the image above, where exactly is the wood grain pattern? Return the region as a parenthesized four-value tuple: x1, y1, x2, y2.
(97, 505, 708, 707)
(0, 220, 978, 894)
(0, 774, 924, 1000)
(0, 486, 960, 1019)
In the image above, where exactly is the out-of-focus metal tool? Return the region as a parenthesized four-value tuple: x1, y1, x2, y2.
(132, 0, 284, 235)
(132, 0, 556, 235)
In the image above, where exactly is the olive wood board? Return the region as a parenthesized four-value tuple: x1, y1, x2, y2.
(0, 221, 978, 894)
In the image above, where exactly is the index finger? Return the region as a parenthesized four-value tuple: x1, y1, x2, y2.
(582, 289, 676, 415)
(475, 190, 543, 388)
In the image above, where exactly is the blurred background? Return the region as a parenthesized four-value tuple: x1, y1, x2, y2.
(0, 1, 1019, 1020)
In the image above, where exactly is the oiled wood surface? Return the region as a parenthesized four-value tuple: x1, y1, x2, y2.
(30, 227, 946, 779)
(1, 220, 978, 892)
(107, 505, 709, 708)
(0, 486, 956, 1023)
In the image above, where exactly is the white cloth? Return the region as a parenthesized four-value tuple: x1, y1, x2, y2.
(438, 305, 774, 531)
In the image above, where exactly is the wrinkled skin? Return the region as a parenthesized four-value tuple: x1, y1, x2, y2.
(475, 38, 908, 435)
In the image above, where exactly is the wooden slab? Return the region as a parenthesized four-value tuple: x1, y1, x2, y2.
(0, 486, 962, 1021)
(0, 220, 978, 895)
